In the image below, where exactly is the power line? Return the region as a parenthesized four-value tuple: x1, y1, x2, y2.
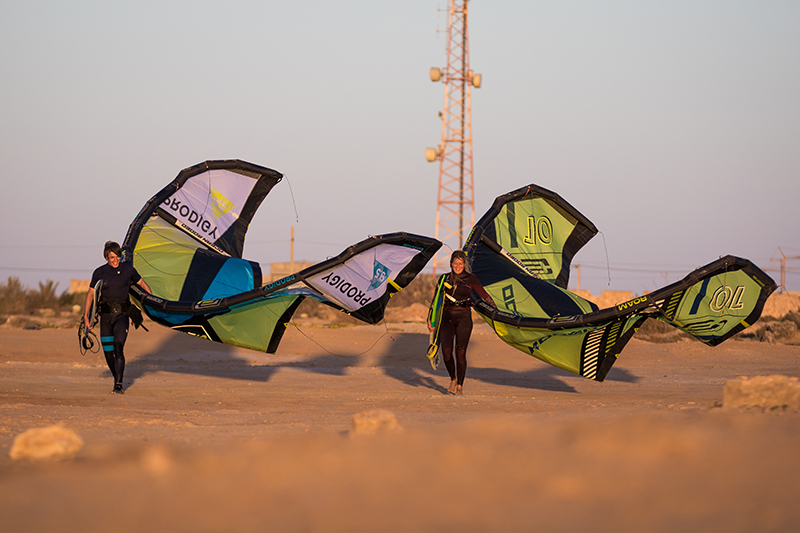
(0, 266, 89, 273)
(0, 244, 97, 249)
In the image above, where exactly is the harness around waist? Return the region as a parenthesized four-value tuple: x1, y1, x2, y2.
(100, 302, 129, 314)
(445, 299, 471, 308)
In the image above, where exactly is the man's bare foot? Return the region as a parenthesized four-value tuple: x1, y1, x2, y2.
(448, 380, 457, 394)
(455, 385, 463, 396)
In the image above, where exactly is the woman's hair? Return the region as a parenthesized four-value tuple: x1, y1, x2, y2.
(450, 250, 469, 272)
(103, 241, 122, 260)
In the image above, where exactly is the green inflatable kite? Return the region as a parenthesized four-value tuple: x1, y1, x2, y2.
(463, 184, 777, 381)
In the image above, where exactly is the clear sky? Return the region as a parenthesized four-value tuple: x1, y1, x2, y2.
(1, 0, 798, 296)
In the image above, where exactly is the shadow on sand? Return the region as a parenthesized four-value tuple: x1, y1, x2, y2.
(377, 331, 641, 394)
(123, 327, 640, 394)
(125, 328, 367, 390)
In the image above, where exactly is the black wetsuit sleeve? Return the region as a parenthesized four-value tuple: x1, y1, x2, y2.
(130, 266, 142, 285)
(467, 274, 493, 304)
(90, 267, 102, 288)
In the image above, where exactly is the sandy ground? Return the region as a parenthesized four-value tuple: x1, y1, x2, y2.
(1, 317, 800, 533)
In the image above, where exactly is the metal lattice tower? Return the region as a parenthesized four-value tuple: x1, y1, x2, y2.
(426, 0, 481, 274)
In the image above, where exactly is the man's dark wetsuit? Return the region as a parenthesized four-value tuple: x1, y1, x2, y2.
(90, 262, 141, 387)
(438, 271, 492, 386)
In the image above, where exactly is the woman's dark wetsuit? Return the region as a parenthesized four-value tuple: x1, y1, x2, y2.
(90, 262, 141, 387)
(438, 270, 493, 386)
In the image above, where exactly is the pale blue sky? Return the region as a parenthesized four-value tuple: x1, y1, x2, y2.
(1, 0, 798, 295)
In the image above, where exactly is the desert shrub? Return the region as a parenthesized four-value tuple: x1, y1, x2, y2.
(28, 280, 60, 309)
(634, 317, 690, 343)
(0, 277, 78, 314)
(295, 298, 360, 324)
(636, 318, 674, 335)
(783, 310, 800, 328)
(386, 274, 436, 309)
(737, 319, 798, 343)
(0, 276, 28, 314)
(60, 290, 87, 308)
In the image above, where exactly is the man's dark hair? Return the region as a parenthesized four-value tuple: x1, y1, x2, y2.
(103, 241, 122, 260)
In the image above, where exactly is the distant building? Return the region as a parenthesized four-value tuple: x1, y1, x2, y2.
(264, 261, 314, 284)
(70, 279, 90, 294)
(572, 289, 634, 310)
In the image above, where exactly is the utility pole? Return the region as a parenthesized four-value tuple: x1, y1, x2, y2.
(426, 0, 481, 274)
(770, 247, 800, 292)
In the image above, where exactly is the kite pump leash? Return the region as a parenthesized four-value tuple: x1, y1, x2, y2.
(78, 279, 103, 356)
(77, 321, 99, 356)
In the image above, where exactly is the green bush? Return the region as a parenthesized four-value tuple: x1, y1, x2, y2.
(60, 290, 87, 308)
(386, 273, 436, 309)
(0, 277, 28, 314)
(29, 280, 60, 309)
(0, 277, 77, 315)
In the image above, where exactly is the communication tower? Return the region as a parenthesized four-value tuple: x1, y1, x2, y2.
(426, 0, 481, 274)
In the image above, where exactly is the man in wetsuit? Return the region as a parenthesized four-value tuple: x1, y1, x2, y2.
(84, 241, 151, 394)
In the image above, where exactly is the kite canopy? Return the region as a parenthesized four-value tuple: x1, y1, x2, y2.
(464, 184, 777, 381)
(122, 160, 441, 353)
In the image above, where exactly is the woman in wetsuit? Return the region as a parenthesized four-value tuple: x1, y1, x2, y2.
(83, 241, 151, 394)
(435, 250, 493, 396)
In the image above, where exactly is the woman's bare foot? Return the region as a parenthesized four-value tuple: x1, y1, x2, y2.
(448, 380, 457, 394)
(455, 385, 463, 396)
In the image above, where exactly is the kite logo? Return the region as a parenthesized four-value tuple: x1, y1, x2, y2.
(320, 272, 372, 306)
(523, 215, 553, 246)
(501, 284, 518, 314)
(617, 296, 648, 311)
(264, 275, 295, 291)
(709, 285, 745, 312)
(210, 188, 236, 220)
(521, 258, 553, 275)
(368, 261, 391, 290)
(682, 318, 727, 334)
(194, 299, 223, 310)
(172, 324, 212, 340)
(162, 197, 220, 240)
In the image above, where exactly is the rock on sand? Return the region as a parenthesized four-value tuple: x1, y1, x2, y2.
(9, 425, 84, 461)
(723, 375, 800, 410)
(350, 409, 403, 436)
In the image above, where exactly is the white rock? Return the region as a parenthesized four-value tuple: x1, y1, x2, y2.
(350, 409, 402, 436)
(723, 375, 800, 410)
(9, 425, 84, 461)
